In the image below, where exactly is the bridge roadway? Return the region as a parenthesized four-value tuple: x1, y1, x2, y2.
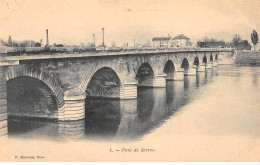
(0, 48, 234, 137)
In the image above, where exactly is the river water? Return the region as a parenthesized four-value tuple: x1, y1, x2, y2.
(6, 65, 260, 142)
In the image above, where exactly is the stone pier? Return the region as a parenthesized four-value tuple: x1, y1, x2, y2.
(197, 64, 206, 72)
(63, 90, 86, 121)
(153, 74, 166, 87)
(213, 60, 218, 67)
(58, 120, 85, 139)
(138, 74, 166, 87)
(173, 70, 184, 81)
(206, 62, 213, 69)
(120, 82, 138, 99)
(184, 66, 197, 76)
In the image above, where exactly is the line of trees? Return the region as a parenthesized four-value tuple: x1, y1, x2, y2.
(199, 37, 225, 43)
(1, 36, 42, 47)
(232, 30, 259, 51)
(1, 36, 66, 48)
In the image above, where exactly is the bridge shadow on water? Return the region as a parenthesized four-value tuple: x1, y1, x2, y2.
(80, 69, 216, 141)
(7, 69, 218, 141)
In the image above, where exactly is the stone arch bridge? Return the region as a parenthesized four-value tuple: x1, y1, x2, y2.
(0, 49, 233, 136)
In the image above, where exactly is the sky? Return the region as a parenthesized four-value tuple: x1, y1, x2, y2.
(0, 0, 259, 46)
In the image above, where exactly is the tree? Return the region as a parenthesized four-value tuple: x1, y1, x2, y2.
(20, 40, 31, 47)
(238, 40, 251, 50)
(34, 42, 42, 47)
(110, 41, 117, 47)
(251, 30, 258, 51)
(56, 44, 64, 47)
(232, 34, 241, 49)
(12, 41, 19, 47)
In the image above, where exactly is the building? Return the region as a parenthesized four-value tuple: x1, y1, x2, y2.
(171, 34, 191, 48)
(152, 35, 171, 48)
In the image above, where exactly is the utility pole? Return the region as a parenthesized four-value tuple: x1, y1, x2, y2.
(93, 34, 95, 47)
(134, 38, 135, 48)
(102, 27, 105, 50)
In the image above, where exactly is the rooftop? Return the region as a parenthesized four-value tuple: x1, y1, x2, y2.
(172, 34, 190, 40)
(152, 37, 171, 41)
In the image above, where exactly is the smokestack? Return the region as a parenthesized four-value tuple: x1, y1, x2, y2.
(102, 27, 105, 48)
(93, 34, 95, 47)
(46, 29, 49, 46)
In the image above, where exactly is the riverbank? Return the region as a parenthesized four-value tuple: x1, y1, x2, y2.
(234, 51, 260, 65)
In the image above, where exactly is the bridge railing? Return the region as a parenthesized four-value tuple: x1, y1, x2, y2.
(3, 46, 234, 57)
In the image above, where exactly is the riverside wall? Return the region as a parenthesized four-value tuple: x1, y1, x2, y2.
(234, 51, 260, 65)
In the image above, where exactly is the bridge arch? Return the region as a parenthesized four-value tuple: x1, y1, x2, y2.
(163, 60, 176, 80)
(193, 57, 200, 67)
(210, 55, 213, 62)
(181, 58, 190, 75)
(215, 54, 218, 60)
(203, 55, 207, 64)
(5, 65, 65, 118)
(181, 58, 189, 68)
(135, 62, 154, 86)
(84, 67, 122, 98)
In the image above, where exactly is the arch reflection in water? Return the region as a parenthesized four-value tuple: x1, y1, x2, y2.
(166, 80, 185, 109)
(252, 68, 259, 87)
(206, 67, 219, 82)
(205, 69, 214, 82)
(149, 87, 172, 120)
(184, 75, 197, 91)
(213, 67, 219, 77)
(8, 117, 59, 138)
(116, 99, 138, 139)
(196, 72, 206, 87)
(166, 81, 182, 105)
(84, 98, 121, 139)
(7, 76, 59, 138)
(137, 87, 155, 122)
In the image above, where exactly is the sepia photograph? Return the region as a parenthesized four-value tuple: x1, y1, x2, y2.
(0, 0, 260, 162)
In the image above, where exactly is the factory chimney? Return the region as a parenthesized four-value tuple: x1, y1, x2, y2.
(46, 29, 49, 46)
(93, 34, 95, 47)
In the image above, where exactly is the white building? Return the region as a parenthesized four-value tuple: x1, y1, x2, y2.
(152, 35, 171, 48)
(171, 34, 191, 48)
